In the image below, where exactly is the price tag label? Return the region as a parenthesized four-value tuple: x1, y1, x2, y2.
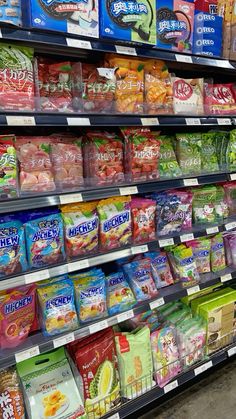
(0, 29, 2, 38)
(25, 269, 49, 284)
(206, 226, 219, 235)
(228, 346, 236, 357)
(68, 259, 89, 272)
(180, 233, 194, 243)
(194, 361, 213, 376)
(108, 414, 120, 419)
(59, 193, 83, 204)
(183, 178, 199, 187)
(15, 346, 40, 363)
(141, 117, 159, 126)
(67, 117, 90, 126)
(185, 118, 201, 126)
(175, 54, 193, 64)
(149, 297, 165, 310)
(220, 273, 232, 283)
(187, 285, 200, 296)
(6, 116, 36, 126)
(230, 174, 236, 181)
(217, 118, 231, 125)
(164, 380, 178, 394)
(53, 332, 75, 348)
(115, 45, 137, 56)
(158, 238, 174, 247)
(225, 222, 236, 231)
(131, 245, 148, 255)
(117, 310, 134, 323)
(89, 320, 108, 334)
(119, 186, 138, 196)
(66, 38, 92, 49)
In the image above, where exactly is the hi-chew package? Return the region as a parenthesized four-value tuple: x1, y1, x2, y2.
(146, 251, 174, 288)
(0, 135, 18, 200)
(172, 245, 200, 287)
(123, 258, 158, 301)
(107, 271, 136, 316)
(74, 274, 107, 323)
(131, 197, 156, 244)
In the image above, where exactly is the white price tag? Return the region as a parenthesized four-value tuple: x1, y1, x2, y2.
(225, 222, 236, 231)
(164, 380, 178, 394)
(194, 361, 213, 376)
(180, 233, 194, 243)
(158, 238, 174, 247)
(183, 178, 199, 187)
(150, 297, 165, 310)
(228, 346, 236, 357)
(175, 54, 193, 64)
(53, 332, 75, 348)
(15, 346, 40, 363)
(119, 186, 138, 196)
(108, 413, 120, 419)
(220, 273, 232, 283)
(217, 118, 231, 125)
(187, 285, 200, 296)
(230, 173, 236, 181)
(66, 38, 92, 49)
(206, 226, 219, 235)
(59, 193, 83, 204)
(89, 320, 108, 334)
(185, 118, 201, 126)
(68, 259, 89, 272)
(141, 117, 159, 126)
(0, 29, 2, 38)
(117, 310, 134, 323)
(67, 117, 90, 126)
(6, 116, 36, 126)
(131, 245, 148, 255)
(24, 269, 49, 284)
(115, 45, 137, 56)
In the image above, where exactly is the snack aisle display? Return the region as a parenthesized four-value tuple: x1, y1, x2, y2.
(1, 2, 236, 419)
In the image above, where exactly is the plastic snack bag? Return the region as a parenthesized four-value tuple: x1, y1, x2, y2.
(131, 197, 156, 244)
(61, 202, 99, 259)
(226, 129, 236, 172)
(0, 285, 37, 349)
(0, 135, 18, 200)
(17, 347, 86, 419)
(0, 367, 25, 419)
(177, 317, 206, 368)
(204, 82, 236, 115)
(146, 251, 174, 288)
(223, 182, 236, 216)
(0, 0, 22, 26)
(123, 258, 158, 302)
(175, 133, 202, 175)
(211, 234, 226, 272)
(97, 196, 132, 251)
(144, 60, 173, 115)
(172, 245, 200, 287)
(157, 135, 182, 178)
(37, 279, 78, 337)
(192, 186, 217, 225)
(107, 272, 136, 316)
(187, 238, 211, 274)
(172, 77, 204, 115)
(201, 132, 219, 173)
(0, 214, 28, 278)
(24, 209, 65, 269)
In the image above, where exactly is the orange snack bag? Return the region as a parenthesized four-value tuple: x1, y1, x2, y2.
(0, 367, 25, 419)
(144, 60, 173, 115)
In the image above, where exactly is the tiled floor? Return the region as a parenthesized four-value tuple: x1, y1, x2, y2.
(139, 358, 236, 419)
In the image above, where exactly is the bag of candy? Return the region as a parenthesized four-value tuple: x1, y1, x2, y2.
(107, 272, 136, 316)
(211, 233, 226, 272)
(0, 367, 25, 419)
(131, 197, 156, 244)
(176, 317, 206, 368)
(123, 258, 158, 302)
(157, 135, 182, 178)
(172, 245, 200, 287)
(226, 129, 236, 172)
(146, 251, 174, 288)
(175, 133, 202, 175)
(37, 279, 78, 337)
(204, 82, 236, 115)
(61, 202, 99, 259)
(0, 135, 18, 200)
(223, 182, 236, 215)
(172, 77, 204, 115)
(97, 196, 131, 251)
(192, 186, 217, 225)
(187, 238, 211, 274)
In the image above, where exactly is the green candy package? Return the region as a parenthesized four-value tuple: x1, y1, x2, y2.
(227, 129, 236, 171)
(175, 133, 202, 175)
(214, 131, 230, 170)
(157, 135, 182, 178)
(192, 186, 217, 224)
(211, 234, 226, 273)
(201, 132, 219, 173)
(172, 245, 200, 287)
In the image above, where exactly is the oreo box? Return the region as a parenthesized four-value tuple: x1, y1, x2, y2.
(195, 0, 218, 14)
(22, 0, 99, 38)
(99, 0, 156, 45)
(156, 0, 195, 52)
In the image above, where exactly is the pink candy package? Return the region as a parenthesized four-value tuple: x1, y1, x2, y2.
(224, 233, 236, 268)
(131, 197, 156, 244)
(204, 83, 236, 115)
(223, 182, 236, 215)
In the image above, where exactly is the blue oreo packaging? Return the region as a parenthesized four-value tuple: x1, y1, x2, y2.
(22, 0, 99, 38)
(0, 0, 22, 26)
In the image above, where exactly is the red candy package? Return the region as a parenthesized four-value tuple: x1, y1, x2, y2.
(83, 131, 125, 185)
(204, 82, 236, 115)
(121, 128, 160, 181)
(16, 136, 55, 193)
(131, 197, 156, 244)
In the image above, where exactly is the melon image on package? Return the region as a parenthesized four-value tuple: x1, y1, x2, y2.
(100, 0, 156, 45)
(23, 0, 99, 38)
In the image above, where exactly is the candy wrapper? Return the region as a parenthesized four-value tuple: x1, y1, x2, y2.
(146, 251, 174, 288)
(0, 135, 18, 200)
(172, 245, 200, 287)
(0, 367, 25, 419)
(97, 197, 131, 251)
(201, 132, 219, 173)
(211, 234, 226, 272)
(157, 135, 181, 178)
(192, 186, 218, 225)
(172, 78, 204, 115)
(131, 197, 156, 244)
(223, 182, 236, 216)
(176, 317, 206, 368)
(175, 133, 202, 175)
(204, 82, 236, 115)
(226, 129, 236, 172)
(123, 258, 158, 302)
(121, 128, 160, 181)
(144, 60, 173, 115)
(187, 238, 211, 274)
(107, 272, 136, 316)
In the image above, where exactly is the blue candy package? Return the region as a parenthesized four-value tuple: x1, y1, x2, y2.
(145, 251, 174, 288)
(74, 274, 107, 323)
(107, 271, 136, 316)
(23, 209, 65, 269)
(37, 279, 79, 337)
(123, 258, 158, 302)
(0, 214, 28, 278)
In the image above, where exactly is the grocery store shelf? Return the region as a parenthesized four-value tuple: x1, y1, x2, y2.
(1, 267, 236, 369)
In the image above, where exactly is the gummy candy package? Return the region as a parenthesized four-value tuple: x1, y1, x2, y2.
(192, 186, 217, 225)
(226, 130, 236, 172)
(211, 234, 226, 273)
(0, 135, 18, 200)
(176, 317, 206, 368)
(146, 252, 174, 288)
(223, 182, 236, 216)
(123, 259, 158, 302)
(23, 209, 65, 269)
(131, 197, 156, 244)
(61, 202, 99, 259)
(175, 133, 202, 175)
(187, 238, 211, 274)
(157, 135, 182, 178)
(201, 132, 219, 173)
(173, 245, 200, 287)
(37, 279, 78, 337)
(215, 185, 229, 221)
(97, 197, 132, 251)
(144, 60, 173, 115)
(74, 274, 107, 324)
(0, 214, 28, 278)
(107, 272, 136, 316)
(0, 284, 37, 349)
